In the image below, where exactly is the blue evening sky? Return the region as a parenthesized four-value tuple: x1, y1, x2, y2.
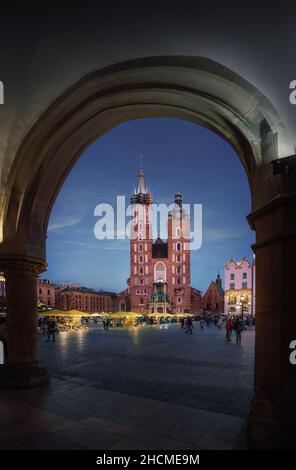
(46, 118, 254, 293)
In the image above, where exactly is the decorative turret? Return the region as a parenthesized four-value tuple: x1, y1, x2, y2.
(130, 162, 153, 205)
(216, 272, 222, 288)
(174, 192, 182, 208)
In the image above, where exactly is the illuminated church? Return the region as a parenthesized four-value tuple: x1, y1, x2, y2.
(118, 166, 201, 314)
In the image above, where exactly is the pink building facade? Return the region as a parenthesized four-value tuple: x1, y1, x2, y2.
(224, 257, 256, 316)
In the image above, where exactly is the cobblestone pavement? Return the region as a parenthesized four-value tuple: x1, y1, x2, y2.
(40, 323, 254, 419)
(0, 323, 254, 450)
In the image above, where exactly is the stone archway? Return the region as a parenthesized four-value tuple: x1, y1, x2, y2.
(0, 56, 295, 448)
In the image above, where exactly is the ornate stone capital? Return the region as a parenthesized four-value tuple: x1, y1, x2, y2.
(0, 256, 47, 276)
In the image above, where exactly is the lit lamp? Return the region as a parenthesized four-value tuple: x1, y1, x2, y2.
(238, 294, 248, 321)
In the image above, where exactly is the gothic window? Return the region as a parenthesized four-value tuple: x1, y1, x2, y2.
(156, 262, 165, 271)
(139, 266, 144, 275)
(177, 266, 181, 274)
(138, 243, 143, 252)
(177, 277, 181, 285)
(139, 255, 143, 263)
(154, 262, 166, 282)
(176, 242, 181, 251)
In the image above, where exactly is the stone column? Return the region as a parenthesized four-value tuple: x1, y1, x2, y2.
(0, 256, 48, 388)
(247, 193, 296, 449)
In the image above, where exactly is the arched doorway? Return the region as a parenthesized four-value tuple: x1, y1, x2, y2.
(0, 57, 295, 448)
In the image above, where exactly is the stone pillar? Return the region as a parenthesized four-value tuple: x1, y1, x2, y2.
(247, 193, 296, 449)
(0, 256, 48, 388)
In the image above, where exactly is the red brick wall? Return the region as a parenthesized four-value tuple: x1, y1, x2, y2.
(202, 282, 224, 314)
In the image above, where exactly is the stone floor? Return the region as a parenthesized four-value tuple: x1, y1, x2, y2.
(0, 322, 254, 450)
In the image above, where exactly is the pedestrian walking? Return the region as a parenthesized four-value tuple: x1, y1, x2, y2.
(185, 316, 193, 335)
(225, 317, 233, 341)
(234, 317, 244, 343)
(46, 319, 57, 342)
(181, 317, 185, 329)
(217, 317, 222, 329)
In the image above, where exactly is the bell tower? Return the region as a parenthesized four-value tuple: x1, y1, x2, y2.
(129, 163, 153, 313)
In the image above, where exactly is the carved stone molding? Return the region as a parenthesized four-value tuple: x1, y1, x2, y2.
(0, 256, 47, 276)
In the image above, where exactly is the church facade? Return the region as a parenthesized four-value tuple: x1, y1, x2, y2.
(124, 166, 200, 315)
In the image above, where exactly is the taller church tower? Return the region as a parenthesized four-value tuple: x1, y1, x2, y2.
(129, 166, 154, 313)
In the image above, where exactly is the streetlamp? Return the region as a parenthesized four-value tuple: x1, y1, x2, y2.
(237, 295, 250, 322)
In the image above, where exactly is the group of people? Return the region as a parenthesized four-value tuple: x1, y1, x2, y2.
(180, 314, 246, 342)
(225, 316, 244, 342)
(38, 318, 57, 342)
(181, 316, 194, 334)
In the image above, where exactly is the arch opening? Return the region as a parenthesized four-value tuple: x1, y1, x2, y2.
(0, 56, 289, 261)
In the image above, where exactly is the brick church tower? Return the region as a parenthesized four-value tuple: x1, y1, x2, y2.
(128, 166, 192, 314)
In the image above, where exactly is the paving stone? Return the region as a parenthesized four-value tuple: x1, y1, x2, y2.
(0, 323, 255, 450)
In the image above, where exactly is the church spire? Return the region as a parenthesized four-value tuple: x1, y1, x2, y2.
(138, 155, 146, 194)
(130, 156, 153, 205)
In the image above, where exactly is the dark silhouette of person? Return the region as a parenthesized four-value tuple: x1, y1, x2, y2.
(185, 316, 193, 335)
(47, 320, 56, 342)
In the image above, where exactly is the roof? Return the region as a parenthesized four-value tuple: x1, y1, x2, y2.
(59, 287, 117, 297)
(202, 281, 224, 298)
